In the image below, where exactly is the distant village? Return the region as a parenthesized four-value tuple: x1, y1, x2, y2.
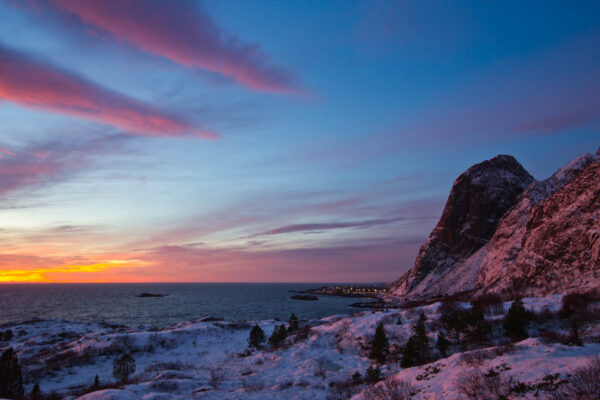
(302, 284, 390, 298)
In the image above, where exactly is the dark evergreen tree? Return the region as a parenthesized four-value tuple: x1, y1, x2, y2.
(268, 324, 287, 348)
(436, 332, 450, 358)
(248, 324, 266, 348)
(401, 313, 430, 367)
(568, 317, 583, 346)
(368, 322, 389, 364)
(401, 336, 418, 368)
(351, 371, 362, 385)
(31, 382, 41, 400)
(93, 374, 100, 387)
(288, 313, 299, 332)
(466, 303, 491, 344)
(504, 299, 530, 340)
(365, 365, 382, 383)
(112, 353, 136, 384)
(396, 317, 403, 325)
(0, 348, 24, 399)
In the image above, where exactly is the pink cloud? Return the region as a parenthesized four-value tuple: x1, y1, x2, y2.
(0, 46, 218, 139)
(253, 217, 402, 237)
(0, 136, 125, 197)
(30, 0, 297, 94)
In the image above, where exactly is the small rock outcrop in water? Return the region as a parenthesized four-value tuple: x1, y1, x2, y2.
(390, 147, 600, 301)
(290, 294, 319, 301)
(392, 155, 534, 298)
(136, 293, 168, 298)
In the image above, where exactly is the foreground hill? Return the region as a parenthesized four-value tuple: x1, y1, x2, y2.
(1, 295, 599, 399)
(391, 147, 600, 301)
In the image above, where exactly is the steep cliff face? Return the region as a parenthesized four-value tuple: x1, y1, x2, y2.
(392, 155, 534, 298)
(477, 154, 600, 296)
(391, 148, 600, 301)
(475, 152, 598, 295)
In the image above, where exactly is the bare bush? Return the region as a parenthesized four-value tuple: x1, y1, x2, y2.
(241, 376, 265, 392)
(473, 293, 504, 316)
(548, 356, 600, 400)
(363, 376, 416, 400)
(455, 369, 510, 400)
(458, 349, 494, 367)
(144, 361, 186, 373)
(209, 368, 225, 388)
(314, 358, 327, 379)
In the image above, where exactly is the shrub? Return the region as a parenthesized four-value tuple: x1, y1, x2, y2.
(1, 330, 13, 342)
(455, 369, 510, 400)
(437, 332, 450, 357)
(352, 371, 362, 385)
(268, 324, 287, 348)
(504, 298, 530, 340)
(326, 380, 356, 400)
(472, 293, 504, 315)
(209, 368, 225, 388)
(314, 358, 327, 379)
(0, 348, 24, 398)
(369, 322, 389, 364)
(241, 376, 265, 392)
(112, 353, 135, 384)
(248, 325, 266, 348)
(561, 292, 596, 318)
(550, 356, 600, 400)
(30, 382, 41, 400)
(365, 365, 382, 383)
(288, 314, 299, 332)
(363, 377, 415, 400)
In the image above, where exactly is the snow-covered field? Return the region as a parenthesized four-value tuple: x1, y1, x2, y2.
(1, 295, 598, 399)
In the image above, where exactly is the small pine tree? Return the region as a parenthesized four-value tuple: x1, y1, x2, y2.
(112, 353, 135, 384)
(466, 303, 491, 344)
(436, 332, 450, 358)
(365, 365, 382, 383)
(351, 371, 362, 385)
(369, 322, 389, 364)
(504, 299, 530, 340)
(31, 382, 41, 400)
(248, 325, 266, 348)
(288, 313, 299, 332)
(93, 374, 100, 387)
(396, 317, 403, 325)
(401, 312, 430, 367)
(568, 317, 583, 346)
(0, 348, 24, 398)
(268, 324, 287, 348)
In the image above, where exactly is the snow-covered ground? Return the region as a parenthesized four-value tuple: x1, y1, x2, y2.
(1, 295, 598, 399)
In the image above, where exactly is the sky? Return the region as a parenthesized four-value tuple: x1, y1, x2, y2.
(0, 0, 599, 283)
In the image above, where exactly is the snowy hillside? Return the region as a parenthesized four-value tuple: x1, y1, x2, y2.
(1, 294, 599, 399)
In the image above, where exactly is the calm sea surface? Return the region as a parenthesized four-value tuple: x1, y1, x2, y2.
(0, 283, 366, 327)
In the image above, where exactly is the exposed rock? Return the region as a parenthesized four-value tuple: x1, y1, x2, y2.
(392, 155, 534, 298)
(390, 148, 600, 301)
(290, 294, 319, 301)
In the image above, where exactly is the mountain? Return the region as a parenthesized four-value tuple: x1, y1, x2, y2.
(391, 148, 600, 300)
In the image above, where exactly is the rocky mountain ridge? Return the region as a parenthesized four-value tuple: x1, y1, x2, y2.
(391, 147, 600, 300)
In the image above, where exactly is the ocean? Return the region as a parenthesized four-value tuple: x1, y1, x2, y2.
(0, 283, 366, 327)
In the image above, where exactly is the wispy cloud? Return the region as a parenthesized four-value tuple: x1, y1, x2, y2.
(0, 135, 125, 197)
(251, 217, 402, 237)
(23, 0, 299, 94)
(0, 45, 218, 139)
